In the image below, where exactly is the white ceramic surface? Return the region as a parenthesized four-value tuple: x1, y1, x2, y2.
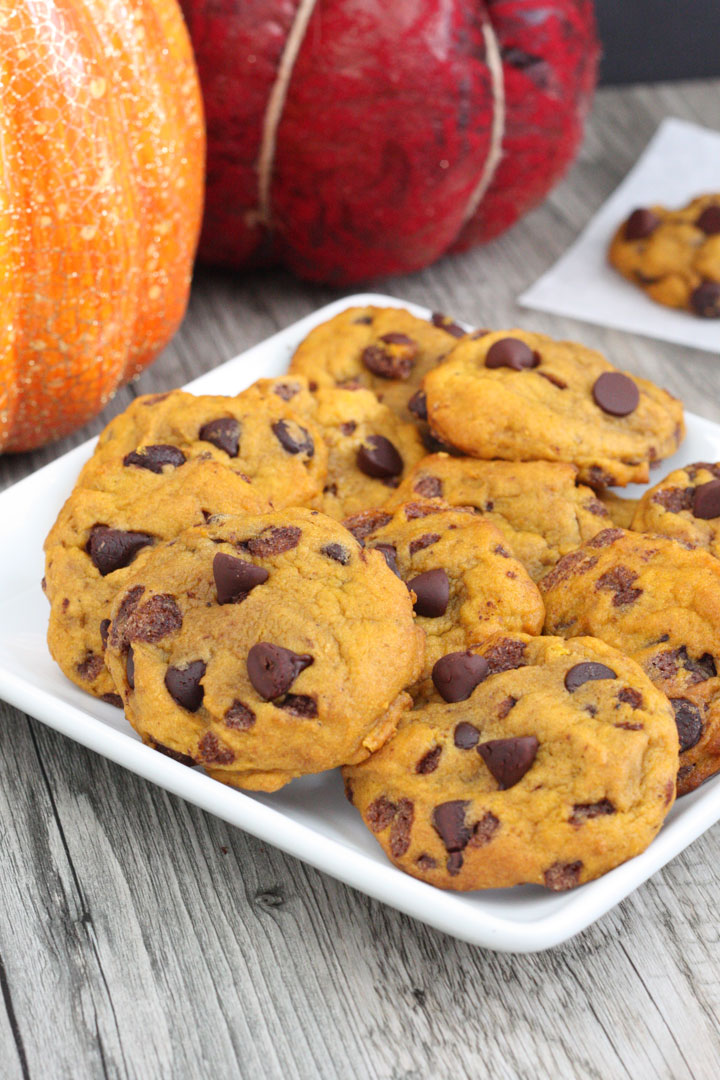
(2, 292, 720, 954)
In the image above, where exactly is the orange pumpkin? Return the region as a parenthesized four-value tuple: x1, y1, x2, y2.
(0, 0, 205, 453)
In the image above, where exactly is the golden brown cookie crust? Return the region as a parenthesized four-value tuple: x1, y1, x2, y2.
(609, 195, 720, 317)
(104, 509, 426, 791)
(423, 330, 684, 487)
(540, 527, 720, 794)
(631, 462, 720, 557)
(343, 634, 677, 891)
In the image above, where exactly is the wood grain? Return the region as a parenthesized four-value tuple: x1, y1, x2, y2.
(2, 80, 720, 1080)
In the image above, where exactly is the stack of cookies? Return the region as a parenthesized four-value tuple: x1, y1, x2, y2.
(46, 303, 715, 895)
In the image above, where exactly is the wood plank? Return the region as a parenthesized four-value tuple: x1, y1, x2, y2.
(1, 78, 720, 1079)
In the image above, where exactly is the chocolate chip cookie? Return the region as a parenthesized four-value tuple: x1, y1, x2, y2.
(289, 305, 468, 423)
(343, 501, 544, 697)
(609, 195, 720, 317)
(541, 527, 720, 794)
(80, 385, 328, 511)
(386, 454, 611, 581)
(44, 459, 270, 700)
(103, 509, 426, 791)
(343, 634, 677, 890)
(422, 330, 684, 487)
(631, 462, 720, 557)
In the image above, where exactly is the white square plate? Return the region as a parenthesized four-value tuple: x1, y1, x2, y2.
(3, 292, 720, 954)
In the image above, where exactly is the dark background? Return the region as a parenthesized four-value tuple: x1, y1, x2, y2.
(598, 0, 720, 84)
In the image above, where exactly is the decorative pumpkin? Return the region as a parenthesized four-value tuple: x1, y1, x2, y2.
(0, 0, 205, 453)
(180, 0, 598, 284)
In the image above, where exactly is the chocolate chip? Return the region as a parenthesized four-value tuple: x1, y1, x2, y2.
(342, 508, 393, 542)
(123, 444, 186, 472)
(617, 687, 643, 709)
(485, 338, 539, 371)
(564, 661, 617, 692)
(697, 206, 720, 235)
(101, 693, 123, 708)
(692, 479, 720, 519)
(592, 372, 639, 417)
(431, 312, 465, 338)
(587, 528, 625, 549)
(544, 861, 583, 891)
(408, 390, 428, 420)
(415, 746, 442, 774)
(271, 419, 314, 457)
(356, 435, 403, 479)
(99, 619, 111, 649)
(453, 721, 480, 749)
(407, 568, 449, 617)
(77, 653, 104, 681)
(213, 552, 269, 604)
(363, 546, 395, 581)
(198, 731, 234, 764)
(87, 525, 153, 576)
(483, 638, 526, 674)
(199, 417, 240, 457)
(165, 660, 206, 712)
(126, 647, 135, 689)
(281, 695, 318, 718)
(366, 796, 397, 832)
(247, 526, 301, 557)
(404, 502, 441, 520)
(653, 487, 694, 513)
(148, 739, 196, 766)
(446, 852, 464, 876)
(409, 533, 440, 555)
(433, 651, 489, 702)
(354, 314, 373, 325)
(537, 371, 567, 390)
(113, 593, 183, 648)
(432, 800, 471, 851)
(497, 695, 517, 719)
(247, 643, 313, 700)
(389, 799, 414, 857)
(224, 700, 256, 730)
(624, 208, 660, 240)
(647, 646, 716, 685)
(361, 334, 418, 380)
(595, 565, 642, 607)
(690, 281, 720, 318)
(468, 812, 500, 848)
(339, 420, 357, 436)
(416, 854, 436, 870)
(569, 800, 615, 825)
(672, 699, 704, 752)
(321, 543, 350, 565)
(477, 736, 539, 789)
(273, 382, 300, 401)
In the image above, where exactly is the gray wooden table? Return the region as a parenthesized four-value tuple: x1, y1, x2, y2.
(2, 79, 720, 1080)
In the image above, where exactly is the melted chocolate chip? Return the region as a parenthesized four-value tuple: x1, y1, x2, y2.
(321, 543, 350, 565)
(697, 206, 720, 235)
(164, 660, 206, 712)
(371, 544, 399, 577)
(432, 800, 471, 851)
(343, 509, 392, 542)
(407, 568, 449, 617)
(485, 338, 539, 371)
(497, 695, 517, 719)
(672, 698, 704, 752)
(592, 372, 640, 417)
(415, 746, 442, 774)
(199, 417, 240, 457)
(273, 382, 300, 401)
(247, 526, 301, 557)
(123, 444, 186, 472)
(149, 739, 196, 766)
(199, 731, 234, 765)
(544, 861, 583, 891)
(77, 653, 104, 682)
(469, 812, 500, 848)
(247, 643, 313, 700)
(624, 208, 660, 240)
(453, 721, 480, 749)
(272, 419, 314, 457)
(99, 619, 111, 649)
(356, 435, 403, 479)
(213, 553, 269, 604)
(361, 333, 418, 380)
(690, 281, 720, 318)
(366, 796, 397, 832)
(653, 487, 694, 513)
(126, 647, 135, 689)
(87, 525, 153, 576)
(408, 390, 428, 421)
(595, 565, 642, 607)
(617, 687, 643, 709)
(113, 593, 183, 648)
(569, 799, 615, 825)
(477, 736, 538, 789)
(409, 533, 440, 555)
(692, 478, 720, 519)
(390, 799, 414, 857)
(281, 695, 318, 718)
(413, 474, 442, 499)
(431, 312, 465, 338)
(224, 700, 256, 730)
(483, 638, 526, 674)
(101, 693, 123, 708)
(433, 651, 489, 703)
(564, 661, 617, 692)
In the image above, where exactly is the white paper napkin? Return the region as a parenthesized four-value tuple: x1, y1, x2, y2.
(519, 118, 720, 353)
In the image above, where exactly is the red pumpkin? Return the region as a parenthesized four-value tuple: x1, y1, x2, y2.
(0, 0, 204, 453)
(181, 0, 598, 284)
